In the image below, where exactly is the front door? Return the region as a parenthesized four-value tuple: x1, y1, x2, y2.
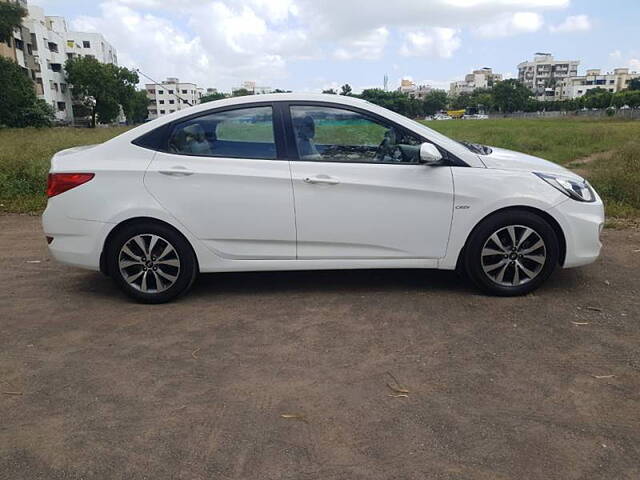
(287, 104, 454, 259)
(144, 104, 296, 260)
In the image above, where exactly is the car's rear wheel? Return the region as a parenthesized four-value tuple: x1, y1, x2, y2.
(464, 210, 559, 296)
(107, 222, 197, 303)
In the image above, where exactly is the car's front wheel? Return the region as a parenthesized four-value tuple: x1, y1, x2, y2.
(464, 210, 560, 296)
(107, 222, 197, 303)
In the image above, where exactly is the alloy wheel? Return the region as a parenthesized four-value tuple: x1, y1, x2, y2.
(481, 225, 546, 287)
(118, 234, 181, 293)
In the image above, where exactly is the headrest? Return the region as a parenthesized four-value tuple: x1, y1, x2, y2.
(292, 114, 315, 139)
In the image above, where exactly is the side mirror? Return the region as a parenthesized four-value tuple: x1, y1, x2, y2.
(419, 143, 443, 165)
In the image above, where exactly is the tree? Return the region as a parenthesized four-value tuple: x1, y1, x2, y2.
(492, 79, 532, 113)
(65, 56, 139, 126)
(322, 88, 337, 94)
(0, 57, 53, 127)
(232, 88, 253, 97)
(0, 1, 26, 43)
(422, 90, 448, 115)
(272, 88, 292, 93)
(340, 84, 352, 96)
(124, 90, 150, 124)
(200, 92, 226, 103)
(626, 78, 640, 91)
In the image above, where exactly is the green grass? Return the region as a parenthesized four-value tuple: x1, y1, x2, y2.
(422, 117, 640, 165)
(1, 118, 639, 223)
(0, 126, 130, 212)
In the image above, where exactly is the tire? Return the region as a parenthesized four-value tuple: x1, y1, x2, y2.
(107, 221, 198, 303)
(464, 210, 559, 296)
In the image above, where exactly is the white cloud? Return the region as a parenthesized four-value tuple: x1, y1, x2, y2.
(549, 14, 591, 33)
(334, 27, 389, 61)
(400, 28, 461, 58)
(67, 0, 572, 90)
(475, 12, 544, 37)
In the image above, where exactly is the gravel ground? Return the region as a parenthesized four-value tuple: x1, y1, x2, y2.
(1, 214, 639, 480)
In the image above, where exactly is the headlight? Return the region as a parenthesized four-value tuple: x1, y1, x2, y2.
(533, 172, 596, 202)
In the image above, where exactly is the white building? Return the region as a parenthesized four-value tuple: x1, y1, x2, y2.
(449, 68, 502, 96)
(518, 53, 579, 101)
(146, 77, 205, 119)
(13, 3, 119, 122)
(557, 68, 640, 100)
(398, 79, 433, 100)
(232, 81, 273, 95)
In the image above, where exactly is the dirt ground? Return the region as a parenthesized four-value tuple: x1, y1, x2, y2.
(1, 215, 639, 480)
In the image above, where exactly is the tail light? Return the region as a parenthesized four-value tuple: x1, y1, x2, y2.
(47, 173, 94, 198)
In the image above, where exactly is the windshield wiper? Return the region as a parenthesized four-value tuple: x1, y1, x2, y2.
(459, 141, 492, 155)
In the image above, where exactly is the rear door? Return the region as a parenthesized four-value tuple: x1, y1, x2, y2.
(144, 104, 296, 260)
(286, 103, 454, 259)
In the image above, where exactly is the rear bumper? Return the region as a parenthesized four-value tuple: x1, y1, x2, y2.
(547, 197, 605, 268)
(42, 204, 111, 271)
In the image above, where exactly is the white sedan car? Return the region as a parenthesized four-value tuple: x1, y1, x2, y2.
(43, 94, 604, 303)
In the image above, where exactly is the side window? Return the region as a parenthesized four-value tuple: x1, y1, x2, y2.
(168, 106, 276, 159)
(290, 105, 423, 163)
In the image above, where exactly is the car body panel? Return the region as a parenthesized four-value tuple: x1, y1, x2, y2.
(144, 152, 297, 260)
(290, 161, 454, 259)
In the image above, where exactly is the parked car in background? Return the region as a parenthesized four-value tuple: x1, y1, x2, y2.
(433, 113, 452, 120)
(43, 93, 604, 303)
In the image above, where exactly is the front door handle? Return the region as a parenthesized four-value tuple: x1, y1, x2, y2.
(159, 166, 194, 177)
(303, 175, 340, 185)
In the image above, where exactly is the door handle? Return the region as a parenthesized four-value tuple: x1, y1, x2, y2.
(159, 166, 194, 177)
(303, 175, 340, 185)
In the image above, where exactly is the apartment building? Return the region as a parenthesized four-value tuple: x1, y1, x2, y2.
(449, 67, 502, 96)
(1, 1, 118, 122)
(146, 77, 205, 119)
(398, 79, 433, 100)
(556, 68, 640, 100)
(518, 53, 579, 100)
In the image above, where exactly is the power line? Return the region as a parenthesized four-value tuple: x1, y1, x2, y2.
(135, 68, 193, 107)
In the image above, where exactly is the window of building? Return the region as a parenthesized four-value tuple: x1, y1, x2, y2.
(170, 110, 175, 113)
(168, 90, 174, 94)
(60, 83, 67, 93)
(83, 40, 91, 48)
(85, 54, 94, 59)
(182, 89, 188, 94)
(158, 90, 164, 95)
(169, 100, 175, 104)
(48, 42, 58, 53)
(57, 102, 66, 111)
(67, 53, 74, 60)
(159, 100, 164, 104)
(160, 110, 165, 114)
(167, 106, 276, 159)
(289, 105, 423, 163)
(148, 89, 155, 94)
(15, 39, 24, 50)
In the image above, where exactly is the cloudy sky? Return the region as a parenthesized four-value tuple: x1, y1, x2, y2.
(33, 0, 640, 92)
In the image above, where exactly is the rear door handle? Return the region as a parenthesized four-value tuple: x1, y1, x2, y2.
(303, 175, 340, 185)
(159, 166, 194, 177)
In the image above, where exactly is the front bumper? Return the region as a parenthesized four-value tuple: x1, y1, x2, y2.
(547, 196, 605, 268)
